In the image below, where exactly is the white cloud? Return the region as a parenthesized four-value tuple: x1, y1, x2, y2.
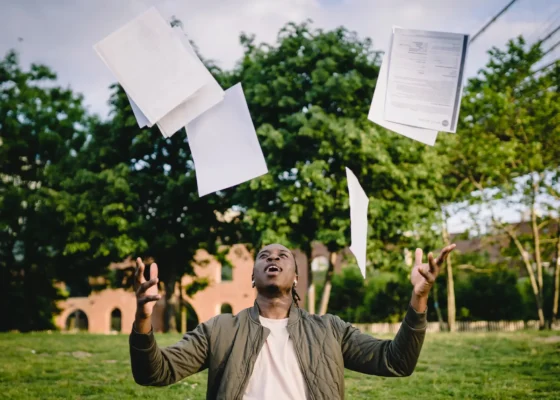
(1, 0, 557, 118)
(163, 0, 319, 68)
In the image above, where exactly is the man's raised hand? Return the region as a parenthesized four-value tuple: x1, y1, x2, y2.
(410, 244, 456, 298)
(134, 257, 161, 321)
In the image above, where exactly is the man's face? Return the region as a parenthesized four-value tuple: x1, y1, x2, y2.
(253, 244, 297, 294)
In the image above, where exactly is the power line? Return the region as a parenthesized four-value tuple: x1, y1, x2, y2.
(543, 39, 560, 57)
(538, 24, 560, 45)
(532, 59, 559, 75)
(470, 0, 519, 44)
(527, 6, 560, 44)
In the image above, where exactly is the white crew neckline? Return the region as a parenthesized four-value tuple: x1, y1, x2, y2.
(259, 316, 289, 323)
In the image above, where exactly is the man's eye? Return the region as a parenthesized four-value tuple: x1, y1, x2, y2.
(280, 254, 288, 258)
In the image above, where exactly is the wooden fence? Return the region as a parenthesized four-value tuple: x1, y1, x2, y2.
(352, 320, 560, 334)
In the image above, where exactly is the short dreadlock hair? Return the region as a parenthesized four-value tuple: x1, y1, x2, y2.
(292, 255, 301, 308)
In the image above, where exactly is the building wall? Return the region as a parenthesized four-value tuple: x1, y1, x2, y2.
(54, 243, 333, 334)
(181, 244, 257, 324)
(54, 229, 545, 334)
(55, 288, 137, 334)
(55, 245, 261, 334)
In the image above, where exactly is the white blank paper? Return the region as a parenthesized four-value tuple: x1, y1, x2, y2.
(127, 92, 151, 128)
(156, 28, 225, 137)
(368, 43, 438, 146)
(94, 7, 208, 125)
(186, 83, 268, 197)
(346, 167, 369, 279)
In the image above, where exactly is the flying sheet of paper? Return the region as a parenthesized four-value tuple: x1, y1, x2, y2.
(156, 27, 225, 137)
(346, 167, 369, 279)
(367, 40, 438, 146)
(127, 92, 151, 128)
(186, 83, 268, 197)
(123, 26, 225, 136)
(384, 28, 469, 133)
(94, 7, 209, 125)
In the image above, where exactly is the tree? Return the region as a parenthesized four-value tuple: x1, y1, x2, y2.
(440, 37, 560, 329)
(0, 49, 154, 331)
(0, 50, 98, 330)
(0, 23, 239, 332)
(48, 19, 238, 333)
(544, 169, 560, 324)
(553, 217, 560, 324)
(81, 82, 233, 331)
(224, 21, 448, 313)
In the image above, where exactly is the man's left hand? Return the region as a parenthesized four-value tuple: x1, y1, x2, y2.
(410, 244, 456, 302)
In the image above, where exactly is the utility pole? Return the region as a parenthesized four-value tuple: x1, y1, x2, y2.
(470, 0, 519, 44)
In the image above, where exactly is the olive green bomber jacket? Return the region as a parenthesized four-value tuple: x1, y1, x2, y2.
(129, 302, 427, 399)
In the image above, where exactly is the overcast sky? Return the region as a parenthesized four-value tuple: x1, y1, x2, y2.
(2, 0, 559, 233)
(2, 0, 559, 119)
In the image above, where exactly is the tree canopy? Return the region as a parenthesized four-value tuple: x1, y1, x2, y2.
(1, 22, 558, 331)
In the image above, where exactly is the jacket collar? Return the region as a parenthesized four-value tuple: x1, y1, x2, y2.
(249, 300, 301, 326)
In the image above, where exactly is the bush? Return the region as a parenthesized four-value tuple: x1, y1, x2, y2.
(518, 274, 555, 321)
(328, 267, 411, 323)
(327, 267, 366, 322)
(455, 268, 527, 321)
(327, 263, 553, 323)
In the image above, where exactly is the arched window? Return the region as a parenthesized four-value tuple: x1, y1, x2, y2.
(220, 303, 233, 314)
(65, 309, 89, 332)
(311, 256, 329, 272)
(110, 308, 122, 333)
(221, 263, 233, 281)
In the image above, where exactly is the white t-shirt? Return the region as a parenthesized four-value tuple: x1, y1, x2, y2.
(243, 316, 308, 400)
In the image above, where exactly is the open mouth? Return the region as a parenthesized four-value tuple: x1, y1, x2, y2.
(265, 264, 282, 273)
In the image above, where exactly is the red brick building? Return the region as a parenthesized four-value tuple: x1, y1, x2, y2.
(55, 243, 344, 334)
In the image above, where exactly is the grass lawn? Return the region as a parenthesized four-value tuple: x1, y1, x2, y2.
(1, 330, 559, 399)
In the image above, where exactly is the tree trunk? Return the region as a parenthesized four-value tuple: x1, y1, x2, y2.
(432, 280, 446, 331)
(506, 228, 546, 329)
(442, 218, 456, 332)
(164, 280, 178, 333)
(526, 261, 545, 329)
(319, 252, 337, 316)
(178, 280, 187, 333)
(553, 225, 560, 324)
(446, 256, 456, 332)
(180, 302, 187, 333)
(306, 250, 315, 314)
(307, 284, 316, 314)
(530, 177, 544, 316)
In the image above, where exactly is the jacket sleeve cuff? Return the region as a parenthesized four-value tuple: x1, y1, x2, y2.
(129, 324, 156, 350)
(404, 304, 428, 330)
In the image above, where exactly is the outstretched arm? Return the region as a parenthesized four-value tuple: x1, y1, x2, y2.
(332, 302, 427, 377)
(129, 257, 211, 386)
(129, 319, 213, 386)
(334, 244, 455, 377)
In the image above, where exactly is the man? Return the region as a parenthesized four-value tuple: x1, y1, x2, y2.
(130, 243, 455, 399)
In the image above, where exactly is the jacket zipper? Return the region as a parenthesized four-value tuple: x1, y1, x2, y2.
(291, 333, 315, 400)
(235, 329, 262, 400)
(235, 358, 252, 400)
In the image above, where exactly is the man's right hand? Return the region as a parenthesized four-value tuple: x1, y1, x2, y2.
(134, 257, 161, 334)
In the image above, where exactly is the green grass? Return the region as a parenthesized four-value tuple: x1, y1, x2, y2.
(1, 331, 559, 399)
